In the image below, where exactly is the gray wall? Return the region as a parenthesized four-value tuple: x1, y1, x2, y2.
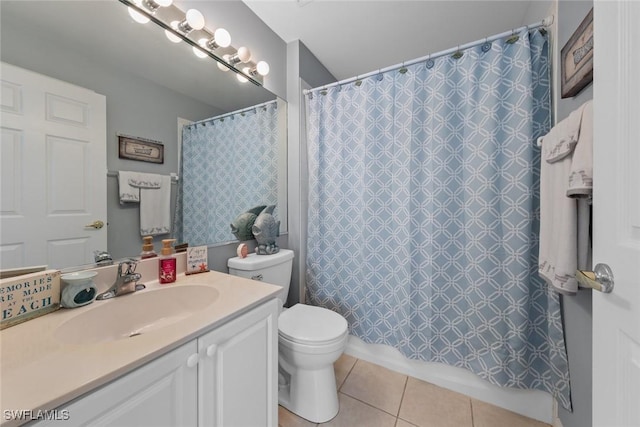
(524, 2, 594, 426)
(286, 40, 337, 307)
(554, 3, 594, 427)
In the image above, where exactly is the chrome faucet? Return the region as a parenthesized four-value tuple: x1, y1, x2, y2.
(96, 259, 145, 300)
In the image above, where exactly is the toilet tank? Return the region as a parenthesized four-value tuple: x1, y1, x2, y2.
(227, 249, 294, 303)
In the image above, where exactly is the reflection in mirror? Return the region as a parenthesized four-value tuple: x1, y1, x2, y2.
(0, 1, 286, 270)
(175, 99, 288, 246)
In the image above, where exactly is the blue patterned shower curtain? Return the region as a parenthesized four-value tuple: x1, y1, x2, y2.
(306, 30, 571, 408)
(174, 101, 279, 245)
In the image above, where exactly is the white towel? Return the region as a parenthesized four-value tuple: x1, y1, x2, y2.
(118, 171, 161, 204)
(543, 104, 584, 163)
(567, 100, 593, 197)
(139, 175, 171, 236)
(538, 101, 592, 295)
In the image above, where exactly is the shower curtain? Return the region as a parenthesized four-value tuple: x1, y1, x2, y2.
(174, 101, 279, 245)
(306, 29, 571, 408)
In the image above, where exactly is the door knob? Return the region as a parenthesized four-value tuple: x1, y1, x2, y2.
(575, 263, 614, 293)
(85, 220, 105, 229)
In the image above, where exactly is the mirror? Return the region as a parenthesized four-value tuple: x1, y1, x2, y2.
(0, 1, 287, 268)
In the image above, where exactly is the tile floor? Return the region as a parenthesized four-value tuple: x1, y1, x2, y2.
(278, 354, 551, 427)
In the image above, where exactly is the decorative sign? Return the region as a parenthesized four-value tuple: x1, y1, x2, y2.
(561, 8, 593, 98)
(118, 134, 164, 164)
(1, 269, 61, 330)
(187, 246, 209, 275)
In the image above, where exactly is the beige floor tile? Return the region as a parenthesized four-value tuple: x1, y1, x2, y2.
(279, 405, 318, 427)
(398, 377, 472, 427)
(334, 353, 357, 389)
(395, 419, 419, 427)
(340, 359, 408, 416)
(320, 392, 397, 427)
(471, 399, 550, 427)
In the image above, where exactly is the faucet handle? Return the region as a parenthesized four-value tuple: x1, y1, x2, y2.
(118, 258, 138, 275)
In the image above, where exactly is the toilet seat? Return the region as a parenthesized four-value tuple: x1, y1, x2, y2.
(278, 304, 348, 346)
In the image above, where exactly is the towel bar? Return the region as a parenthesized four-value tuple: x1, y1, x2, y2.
(575, 263, 614, 293)
(107, 170, 179, 183)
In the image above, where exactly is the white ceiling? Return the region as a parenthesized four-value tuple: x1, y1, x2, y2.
(243, 0, 536, 81)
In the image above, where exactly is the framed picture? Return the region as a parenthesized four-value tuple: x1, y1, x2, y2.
(118, 134, 164, 164)
(561, 8, 594, 98)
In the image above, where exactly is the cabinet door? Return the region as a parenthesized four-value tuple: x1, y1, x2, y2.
(35, 341, 198, 427)
(198, 299, 278, 427)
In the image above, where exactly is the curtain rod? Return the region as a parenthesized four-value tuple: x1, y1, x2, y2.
(188, 99, 278, 127)
(304, 15, 554, 96)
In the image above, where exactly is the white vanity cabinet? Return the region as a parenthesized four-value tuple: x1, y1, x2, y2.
(33, 299, 278, 427)
(198, 298, 278, 427)
(34, 341, 199, 427)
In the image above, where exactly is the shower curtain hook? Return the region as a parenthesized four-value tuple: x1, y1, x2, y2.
(355, 76, 363, 86)
(452, 45, 463, 59)
(481, 37, 492, 53)
(399, 62, 408, 74)
(507, 28, 519, 44)
(425, 54, 435, 69)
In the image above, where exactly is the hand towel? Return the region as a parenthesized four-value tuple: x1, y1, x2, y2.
(543, 103, 584, 163)
(139, 175, 171, 236)
(118, 171, 140, 204)
(118, 171, 162, 204)
(538, 100, 593, 295)
(567, 100, 593, 197)
(539, 122, 579, 294)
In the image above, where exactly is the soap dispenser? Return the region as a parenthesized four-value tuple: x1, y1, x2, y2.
(140, 236, 157, 259)
(159, 239, 177, 284)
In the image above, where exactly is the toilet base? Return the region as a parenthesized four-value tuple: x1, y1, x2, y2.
(278, 363, 339, 423)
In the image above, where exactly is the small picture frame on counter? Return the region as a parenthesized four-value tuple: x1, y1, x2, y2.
(186, 246, 209, 275)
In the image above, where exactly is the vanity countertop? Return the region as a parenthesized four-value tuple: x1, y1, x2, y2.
(0, 271, 281, 427)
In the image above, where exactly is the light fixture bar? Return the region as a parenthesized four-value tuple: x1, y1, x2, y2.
(118, 0, 261, 86)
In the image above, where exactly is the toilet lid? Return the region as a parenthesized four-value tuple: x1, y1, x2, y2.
(279, 304, 348, 344)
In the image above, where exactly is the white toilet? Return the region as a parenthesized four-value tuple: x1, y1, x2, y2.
(228, 249, 348, 423)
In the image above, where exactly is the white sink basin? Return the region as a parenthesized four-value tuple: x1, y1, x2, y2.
(55, 285, 219, 345)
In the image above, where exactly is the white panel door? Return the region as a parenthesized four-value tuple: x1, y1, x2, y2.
(0, 62, 107, 269)
(592, 2, 640, 426)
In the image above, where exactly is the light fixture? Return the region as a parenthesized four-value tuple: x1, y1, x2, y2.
(205, 28, 232, 50)
(228, 47, 251, 65)
(128, 7, 150, 23)
(237, 70, 249, 83)
(141, 0, 172, 13)
(246, 61, 270, 77)
(176, 9, 205, 34)
(127, 0, 172, 24)
(119, 0, 269, 85)
(217, 55, 231, 72)
(194, 28, 231, 59)
(165, 8, 205, 42)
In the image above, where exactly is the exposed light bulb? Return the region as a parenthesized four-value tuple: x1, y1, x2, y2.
(185, 8, 205, 30)
(128, 7, 150, 24)
(256, 61, 270, 76)
(165, 22, 182, 43)
(193, 45, 208, 59)
(237, 70, 249, 83)
(217, 55, 231, 72)
(236, 46, 251, 63)
(213, 28, 231, 48)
